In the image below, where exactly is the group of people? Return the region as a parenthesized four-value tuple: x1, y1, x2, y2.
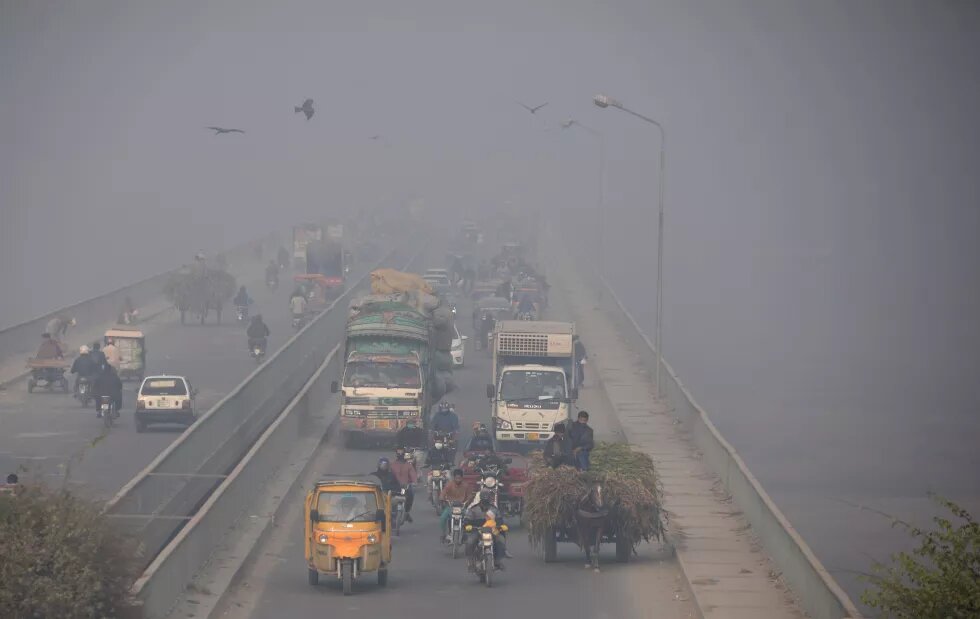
(543, 410, 595, 470)
(67, 342, 123, 417)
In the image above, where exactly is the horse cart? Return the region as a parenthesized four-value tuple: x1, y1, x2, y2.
(26, 358, 70, 393)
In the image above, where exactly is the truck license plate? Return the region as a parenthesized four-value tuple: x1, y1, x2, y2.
(527, 432, 539, 441)
(376, 420, 391, 430)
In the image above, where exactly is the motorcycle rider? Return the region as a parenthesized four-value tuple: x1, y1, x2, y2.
(234, 286, 252, 316)
(265, 260, 280, 286)
(371, 457, 402, 495)
(391, 448, 418, 523)
(90, 342, 107, 367)
(289, 292, 308, 324)
(466, 423, 495, 453)
(477, 312, 495, 349)
(424, 438, 454, 469)
(70, 345, 100, 395)
(464, 489, 510, 568)
(573, 335, 587, 386)
(246, 315, 270, 353)
(438, 468, 471, 542)
(516, 292, 535, 317)
(92, 362, 123, 419)
(431, 401, 460, 435)
(277, 246, 290, 269)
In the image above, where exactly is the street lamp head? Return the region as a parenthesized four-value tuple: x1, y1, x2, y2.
(593, 94, 612, 108)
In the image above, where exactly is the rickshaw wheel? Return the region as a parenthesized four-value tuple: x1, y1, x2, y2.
(377, 567, 388, 587)
(341, 562, 353, 595)
(307, 568, 319, 586)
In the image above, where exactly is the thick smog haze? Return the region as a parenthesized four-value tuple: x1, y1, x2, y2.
(3, 0, 979, 610)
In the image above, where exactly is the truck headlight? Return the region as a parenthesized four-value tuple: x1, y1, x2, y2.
(496, 419, 512, 430)
(367, 534, 378, 544)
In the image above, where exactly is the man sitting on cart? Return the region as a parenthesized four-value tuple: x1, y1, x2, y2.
(35, 333, 64, 360)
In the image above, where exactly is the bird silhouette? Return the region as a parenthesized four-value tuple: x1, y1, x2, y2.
(294, 98, 314, 120)
(517, 101, 549, 114)
(369, 135, 382, 140)
(206, 126, 245, 135)
(559, 119, 575, 129)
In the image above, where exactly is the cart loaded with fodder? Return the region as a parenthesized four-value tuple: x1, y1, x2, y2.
(524, 443, 665, 571)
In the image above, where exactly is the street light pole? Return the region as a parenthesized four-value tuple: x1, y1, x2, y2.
(593, 94, 666, 396)
(561, 120, 606, 287)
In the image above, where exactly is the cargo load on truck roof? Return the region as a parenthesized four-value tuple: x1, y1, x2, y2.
(370, 269, 433, 295)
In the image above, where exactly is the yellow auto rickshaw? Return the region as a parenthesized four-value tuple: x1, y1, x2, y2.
(305, 477, 392, 595)
(104, 327, 146, 382)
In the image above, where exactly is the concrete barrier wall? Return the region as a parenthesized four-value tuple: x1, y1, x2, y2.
(558, 242, 861, 619)
(0, 233, 279, 378)
(134, 341, 343, 618)
(104, 246, 408, 562)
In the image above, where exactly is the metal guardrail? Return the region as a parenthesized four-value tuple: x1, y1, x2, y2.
(133, 341, 344, 618)
(103, 246, 407, 566)
(561, 243, 862, 619)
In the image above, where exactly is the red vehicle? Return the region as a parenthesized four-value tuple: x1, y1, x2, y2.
(459, 451, 529, 520)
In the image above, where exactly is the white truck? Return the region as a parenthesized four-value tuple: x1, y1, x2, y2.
(486, 320, 579, 449)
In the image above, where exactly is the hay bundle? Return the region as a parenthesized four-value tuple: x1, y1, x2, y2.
(523, 442, 665, 552)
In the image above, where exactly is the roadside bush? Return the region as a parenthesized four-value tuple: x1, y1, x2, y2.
(861, 495, 980, 618)
(0, 483, 141, 618)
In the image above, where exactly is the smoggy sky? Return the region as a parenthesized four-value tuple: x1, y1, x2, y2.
(3, 1, 979, 605)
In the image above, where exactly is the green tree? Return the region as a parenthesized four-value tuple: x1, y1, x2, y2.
(861, 495, 980, 618)
(0, 482, 141, 618)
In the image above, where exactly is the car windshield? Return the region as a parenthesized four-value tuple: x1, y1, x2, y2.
(344, 361, 421, 388)
(499, 370, 566, 400)
(316, 491, 378, 522)
(140, 379, 187, 396)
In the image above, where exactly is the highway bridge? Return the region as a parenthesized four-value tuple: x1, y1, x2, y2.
(0, 228, 861, 619)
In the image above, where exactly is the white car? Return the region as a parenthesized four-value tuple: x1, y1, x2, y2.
(451, 324, 467, 367)
(135, 374, 198, 432)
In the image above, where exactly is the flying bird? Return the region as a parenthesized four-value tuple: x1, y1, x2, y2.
(206, 126, 245, 135)
(517, 101, 548, 115)
(559, 119, 575, 129)
(294, 98, 314, 120)
(369, 135, 382, 140)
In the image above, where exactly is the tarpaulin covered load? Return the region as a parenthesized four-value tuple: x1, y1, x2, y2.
(370, 269, 433, 295)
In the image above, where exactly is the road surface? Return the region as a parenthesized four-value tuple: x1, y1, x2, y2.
(0, 254, 383, 502)
(217, 246, 698, 619)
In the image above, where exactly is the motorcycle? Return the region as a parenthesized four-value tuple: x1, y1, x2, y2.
(466, 522, 507, 587)
(249, 338, 267, 363)
(447, 501, 465, 558)
(391, 488, 407, 536)
(428, 463, 452, 511)
(236, 305, 249, 324)
(516, 311, 534, 321)
(75, 376, 92, 408)
(98, 395, 119, 428)
(292, 314, 306, 331)
(266, 276, 278, 291)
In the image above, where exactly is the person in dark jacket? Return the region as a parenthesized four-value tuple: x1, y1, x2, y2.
(246, 315, 270, 351)
(34, 333, 64, 360)
(70, 345, 100, 394)
(573, 336, 587, 386)
(371, 457, 402, 495)
(543, 422, 574, 468)
(90, 342, 107, 368)
(568, 410, 595, 470)
(92, 363, 123, 418)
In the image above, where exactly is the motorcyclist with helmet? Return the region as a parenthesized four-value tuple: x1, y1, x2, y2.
(371, 457, 402, 495)
(246, 315, 270, 354)
(265, 260, 280, 286)
(464, 489, 511, 569)
(466, 422, 495, 453)
(70, 345, 100, 396)
(431, 401, 460, 435)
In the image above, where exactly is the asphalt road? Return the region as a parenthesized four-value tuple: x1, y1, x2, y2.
(218, 246, 697, 619)
(0, 255, 382, 502)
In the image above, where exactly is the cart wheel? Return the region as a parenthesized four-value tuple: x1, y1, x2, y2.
(544, 528, 558, 563)
(27, 379, 35, 393)
(307, 568, 319, 586)
(615, 533, 632, 563)
(377, 568, 388, 587)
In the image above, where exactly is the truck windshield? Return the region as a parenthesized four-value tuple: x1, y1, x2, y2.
(344, 362, 421, 388)
(499, 370, 566, 401)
